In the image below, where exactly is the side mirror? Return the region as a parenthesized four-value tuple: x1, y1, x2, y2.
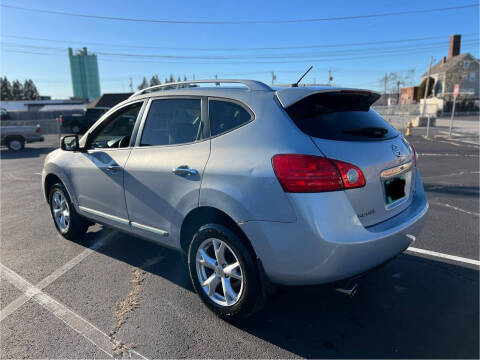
(60, 135, 79, 151)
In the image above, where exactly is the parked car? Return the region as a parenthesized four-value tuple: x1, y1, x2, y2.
(59, 107, 109, 134)
(42, 79, 428, 320)
(0, 108, 9, 120)
(1, 124, 44, 150)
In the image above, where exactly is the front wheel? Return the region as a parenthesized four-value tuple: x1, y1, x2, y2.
(188, 224, 263, 320)
(48, 183, 89, 240)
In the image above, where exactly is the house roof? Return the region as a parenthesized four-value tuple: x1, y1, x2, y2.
(88, 93, 133, 108)
(423, 53, 479, 76)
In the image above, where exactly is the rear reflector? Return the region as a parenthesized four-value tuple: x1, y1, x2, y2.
(411, 143, 417, 166)
(272, 154, 365, 193)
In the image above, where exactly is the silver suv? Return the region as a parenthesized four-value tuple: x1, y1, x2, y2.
(42, 80, 428, 319)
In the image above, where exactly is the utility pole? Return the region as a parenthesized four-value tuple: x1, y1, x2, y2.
(397, 80, 401, 104)
(423, 56, 434, 138)
(328, 70, 333, 85)
(271, 71, 276, 85)
(383, 73, 388, 105)
(129, 77, 133, 92)
(214, 74, 219, 86)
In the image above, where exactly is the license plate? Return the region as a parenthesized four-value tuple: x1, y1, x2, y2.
(384, 175, 406, 204)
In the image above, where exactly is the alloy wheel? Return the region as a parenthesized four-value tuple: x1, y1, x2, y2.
(51, 190, 70, 233)
(9, 139, 22, 151)
(195, 238, 244, 306)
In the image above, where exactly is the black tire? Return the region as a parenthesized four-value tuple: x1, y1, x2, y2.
(7, 137, 25, 151)
(188, 224, 264, 321)
(71, 123, 81, 134)
(48, 183, 89, 240)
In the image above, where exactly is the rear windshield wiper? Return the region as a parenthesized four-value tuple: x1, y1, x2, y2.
(343, 127, 388, 138)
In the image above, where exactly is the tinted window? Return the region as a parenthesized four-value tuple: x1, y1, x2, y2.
(209, 100, 252, 137)
(141, 99, 202, 146)
(86, 108, 108, 119)
(90, 102, 142, 149)
(286, 92, 398, 141)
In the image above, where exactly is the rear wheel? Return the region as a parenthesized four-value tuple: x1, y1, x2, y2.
(48, 183, 89, 240)
(188, 224, 263, 320)
(71, 124, 81, 134)
(7, 137, 24, 151)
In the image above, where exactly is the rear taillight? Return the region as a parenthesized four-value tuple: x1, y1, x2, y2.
(35, 126, 40, 133)
(272, 154, 365, 193)
(59, 115, 63, 124)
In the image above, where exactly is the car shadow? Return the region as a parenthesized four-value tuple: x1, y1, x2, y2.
(0, 146, 57, 159)
(424, 183, 479, 197)
(77, 227, 479, 358)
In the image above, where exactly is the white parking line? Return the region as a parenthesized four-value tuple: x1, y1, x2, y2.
(407, 247, 480, 267)
(429, 201, 479, 217)
(0, 262, 148, 359)
(419, 153, 479, 157)
(0, 232, 115, 322)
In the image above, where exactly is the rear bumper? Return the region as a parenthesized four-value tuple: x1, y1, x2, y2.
(239, 168, 428, 285)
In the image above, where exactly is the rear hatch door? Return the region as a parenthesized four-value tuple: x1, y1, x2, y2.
(284, 90, 415, 227)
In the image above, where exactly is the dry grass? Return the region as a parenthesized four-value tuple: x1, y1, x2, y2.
(109, 268, 146, 358)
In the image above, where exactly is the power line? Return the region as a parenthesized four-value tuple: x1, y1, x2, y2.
(3, 41, 478, 65)
(2, 33, 477, 52)
(0, 3, 477, 25)
(2, 39, 477, 61)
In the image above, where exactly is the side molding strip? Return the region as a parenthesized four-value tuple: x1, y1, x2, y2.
(131, 222, 169, 237)
(79, 206, 130, 225)
(79, 206, 169, 237)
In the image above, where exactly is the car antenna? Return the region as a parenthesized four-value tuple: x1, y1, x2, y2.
(291, 66, 313, 87)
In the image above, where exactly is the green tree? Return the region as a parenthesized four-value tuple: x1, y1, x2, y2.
(0, 77, 12, 100)
(23, 79, 40, 100)
(11, 80, 24, 100)
(138, 77, 148, 90)
(149, 75, 161, 87)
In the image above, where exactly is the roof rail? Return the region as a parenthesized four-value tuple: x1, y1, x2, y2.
(130, 79, 272, 98)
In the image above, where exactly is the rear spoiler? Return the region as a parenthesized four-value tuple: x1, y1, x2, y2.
(275, 88, 380, 108)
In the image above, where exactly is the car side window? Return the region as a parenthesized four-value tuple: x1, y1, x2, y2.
(90, 102, 142, 149)
(209, 100, 252, 137)
(140, 99, 202, 146)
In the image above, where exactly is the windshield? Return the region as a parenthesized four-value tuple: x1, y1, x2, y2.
(285, 92, 398, 141)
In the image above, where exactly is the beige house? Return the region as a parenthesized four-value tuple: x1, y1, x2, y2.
(422, 35, 479, 100)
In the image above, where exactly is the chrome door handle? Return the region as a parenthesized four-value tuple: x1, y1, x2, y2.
(106, 165, 121, 172)
(172, 166, 198, 176)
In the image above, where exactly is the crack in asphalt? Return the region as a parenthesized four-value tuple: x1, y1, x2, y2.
(109, 268, 146, 359)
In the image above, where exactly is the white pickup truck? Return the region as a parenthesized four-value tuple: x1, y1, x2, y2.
(1, 124, 44, 151)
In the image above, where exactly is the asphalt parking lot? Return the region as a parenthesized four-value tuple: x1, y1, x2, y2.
(1, 133, 478, 359)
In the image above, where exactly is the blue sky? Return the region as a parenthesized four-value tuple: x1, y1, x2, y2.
(1, 0, 478, 98)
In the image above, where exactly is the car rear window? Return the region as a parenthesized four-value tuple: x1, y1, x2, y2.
(285, 92, 398, 141)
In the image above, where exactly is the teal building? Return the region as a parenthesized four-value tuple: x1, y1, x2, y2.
(68, 47, 101, 100)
